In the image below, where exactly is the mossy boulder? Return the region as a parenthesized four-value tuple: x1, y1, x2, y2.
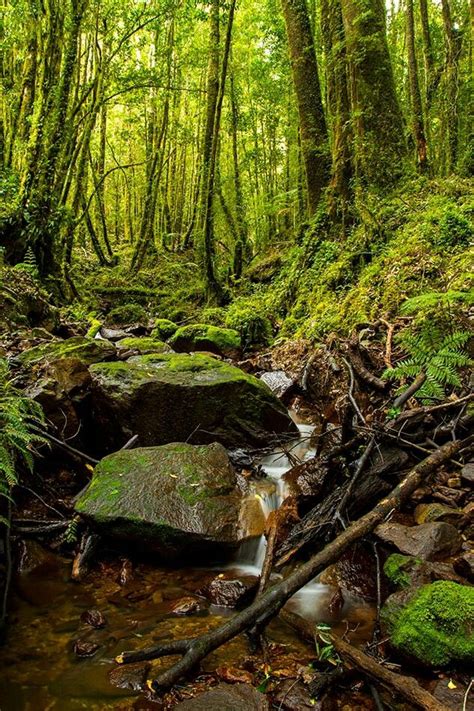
(151, 319, 178, 340)
(75, 443, 247, 558)
(89, 353, 297, 453)
(381, 581, 474, 667)
(115, 337, 173, 355)
(106, 304, 147, 325)
(17, 336, 116, 367)
(169, 323, 241, 357)
(383, 554, 423, 589)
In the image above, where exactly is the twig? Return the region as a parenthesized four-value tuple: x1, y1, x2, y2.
(393, 372, 427, 409)
(342, 356, 366, 425)
(334, 438, 375, 523)
(31, 426, 99, 465)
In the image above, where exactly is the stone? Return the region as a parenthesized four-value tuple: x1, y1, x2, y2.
(80, 609, 107, 628)
(73, 640, 100, 657)
(453, 553, 474, 582)
(109, 662, 150, 691)
(100, 327, 129, 342)
(75, 443, 249, 558)
(381, 581, 474, 667)
(433, 679, 474, 710)
(461, 462, 474, 485)
(169, 323, 241, 357)
(89, 353, 297, 451)
(414, 503, 463, 525)
(175, 683, 269, 710)
(259, 371, 295, 400)
(383, 553, 466, 589)
(151, 318, 178, 340)
(202, 574, 258, 608)
(375, 521, 462, 561)
(169, 596, 206, 615)
(17, 335, 116, 367)
(272, 680, 315, 710)
(115, 337, 173, 355)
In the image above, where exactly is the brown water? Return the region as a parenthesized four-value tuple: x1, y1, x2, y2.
(0, 550, 375, 710)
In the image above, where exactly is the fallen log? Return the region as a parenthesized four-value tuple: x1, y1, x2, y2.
(280, 609, 445, 711)
(116, 437, 467, 694)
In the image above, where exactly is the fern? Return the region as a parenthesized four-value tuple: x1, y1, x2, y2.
(0, 358, 47, 518)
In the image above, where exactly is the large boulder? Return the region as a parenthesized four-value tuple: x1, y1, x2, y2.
(89, 353, 297, 452)
(169, 323, 241, 357)
(381, 581, 474, 667)
(375, 521, 462, 561)
(17, 336, 116, 367)
(75, 443, 256, 558)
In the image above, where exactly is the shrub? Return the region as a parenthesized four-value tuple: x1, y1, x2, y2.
(107, 304, 147, 325)
(225, 300, 273, 349)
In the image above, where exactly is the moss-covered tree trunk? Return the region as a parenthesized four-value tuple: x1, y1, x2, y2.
(341, 0, 407, 186)
(281, 0, 330, 215)
(406, 0, 428, 172)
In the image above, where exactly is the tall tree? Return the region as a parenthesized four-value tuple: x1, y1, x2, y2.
(406, 0, 428, 171)
(281, 0, 330, 215)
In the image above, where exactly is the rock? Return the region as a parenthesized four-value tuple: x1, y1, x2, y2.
(202, 574, 258, 608)
(17, 336, 116, 367)
(216, 666, 254, 684)
(89, 353, 297, 451)
(272, 680, 315, 710)
(433, 679, 474, 710)
(109, 662, 150, 691)
(375, 521, 462, 561)
(259, 371, 295, 400)
(175, 683, 269, 710)
(169, 323, 241, 357)
(99, 327, 129, 341)
(151, 318, 178, 340)
(383, 553, 466, 589)
(461, 462, 474, 485)
(14, 540, 59, 576)
(80, 609, 107, 628)
(454, 553, 474, 582)
(75, 443, 249, 558)
(73, 639, 100, 657)
(414, 503, 463, 525)
(322, 542, 388, 602)
(381, 581, 474, 667)
(115, 337, 173, 355)
(169, 596, 206, 615)
(0, 265, 57, 333)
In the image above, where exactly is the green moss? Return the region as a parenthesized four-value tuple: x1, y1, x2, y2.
(225, 298, 273, 349)
(107, 304, 147, 325)
(170, 323, 241, 355)
(383, 554, 422, 589)
(115, 337, 172, 354)
(151, 318, 178, 340)
(382, 581, 474, 667)
(18, 336, 115, 366)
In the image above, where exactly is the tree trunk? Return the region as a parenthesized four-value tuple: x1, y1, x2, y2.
(406, 0, 428, 171)
(281, 0, 330, 215)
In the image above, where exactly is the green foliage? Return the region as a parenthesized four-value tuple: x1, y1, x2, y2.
(199, 307, 227, 326)
(0, 359, 46, 521)
(107, 303, 147, 325)
(225, 297, 273, 349)
(436, 209, 473, 250)
(314, 623, 340, 665)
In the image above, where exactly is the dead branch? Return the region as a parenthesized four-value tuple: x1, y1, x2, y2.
(116, 438, 466, 694)
(346, 342, 387, 392)
(393, 372, 427, 409)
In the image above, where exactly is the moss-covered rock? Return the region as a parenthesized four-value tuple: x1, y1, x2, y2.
(107, 304, 147, 325)
(17, 336, 116, 367)
(75, 443, 246, 558)
(115, 337, 173, 355)
(151, 318, 178, 340)
(89, 353, 297, 453)
(381, 581, 474, 667)
(169, 323, 241, 357)
(383, 554, 423, 589)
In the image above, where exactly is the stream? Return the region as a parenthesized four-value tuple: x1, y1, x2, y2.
(0, 416, 375, 710)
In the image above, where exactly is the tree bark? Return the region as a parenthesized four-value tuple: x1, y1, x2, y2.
(406, 0, 428, 171)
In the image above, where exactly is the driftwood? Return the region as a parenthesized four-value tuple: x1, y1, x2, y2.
(280, 609, 445, 711)
(116, 438, 466, 694)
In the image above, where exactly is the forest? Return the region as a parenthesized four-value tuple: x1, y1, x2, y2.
(0, 0, 473, 708)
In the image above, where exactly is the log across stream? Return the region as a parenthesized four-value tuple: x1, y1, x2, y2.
(0, 414, 376, 710)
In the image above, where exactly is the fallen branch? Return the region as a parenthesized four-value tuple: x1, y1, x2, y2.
(393, 372, 427, 410)
(116, 437, 466, 694)
(31, 426, 99, 466)
(280, 609, 445, 711)
(393, 393, 474, 425)
(346, 342, 387, 392)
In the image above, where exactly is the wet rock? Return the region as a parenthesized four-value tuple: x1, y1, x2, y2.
(216, 666, 254, 684)
(80, 609, 107, 628)
(202, 574, 258, 608)
(89, 353, 297, 451)
(461, 462, 474, 485)
(433, 678, 474, 710)
(15, 540, 59, 576)
(375, 521, 462, 561)
(109, 662, 150, 691)
(259, 371, 295, 400)
(75, 443, 249, 558)
(454, 553, 474, 582)
(381, 581, 474, 667)
(383, 553, 466, 589)
(414, 502, 463, 525)
(175, 683, 269, 710)
(115, 337, 173, 355)
(73, 639, 100, 657)
(169, 596, 206, 615)
(169, 323, 241, 357)
(323, 542, 387, 602)
(272, 680, 315, 710)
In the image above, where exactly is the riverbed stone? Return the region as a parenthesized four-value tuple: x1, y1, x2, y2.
(175, 683, 269, 710)
(201, 573, 259, 608)
(89, 353, 297, 451)
(169, 323, 241, 357)
(381, 581, 474, 667)
(375, 521, 462, 561)
(17, 335, 116, 367)
(75, 443, 249, 558)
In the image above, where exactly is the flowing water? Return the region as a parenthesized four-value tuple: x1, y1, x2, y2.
(0, 419, 375, 710)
